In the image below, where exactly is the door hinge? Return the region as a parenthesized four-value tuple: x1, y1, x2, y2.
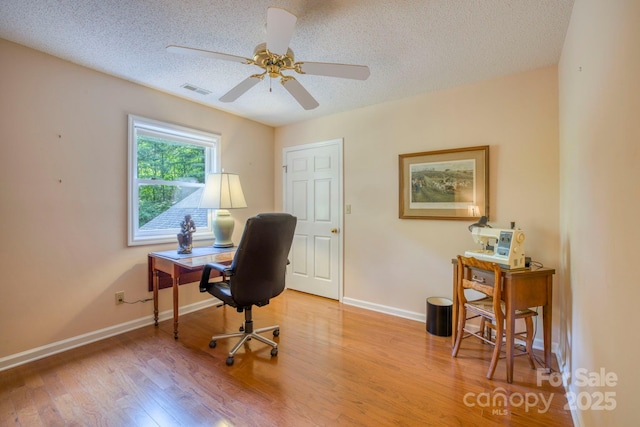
(283, 165, 287, 173)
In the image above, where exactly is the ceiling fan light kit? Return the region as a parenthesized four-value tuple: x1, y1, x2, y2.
(167, 7, 370, 110)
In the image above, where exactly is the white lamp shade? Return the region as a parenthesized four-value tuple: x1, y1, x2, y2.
(199, 173, 247, 209)
(199, 173, 246, 247)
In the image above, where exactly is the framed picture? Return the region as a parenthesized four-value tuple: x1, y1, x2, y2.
(399, 145, 489, 220)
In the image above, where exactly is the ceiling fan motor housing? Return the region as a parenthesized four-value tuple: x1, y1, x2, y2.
(253, 43, 295, 78)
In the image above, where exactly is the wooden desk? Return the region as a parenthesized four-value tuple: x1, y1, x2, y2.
(451, 260, 555, 383)
(149, 247, 235, 339)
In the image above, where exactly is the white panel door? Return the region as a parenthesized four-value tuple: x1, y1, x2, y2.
(284, 140, 342, 300)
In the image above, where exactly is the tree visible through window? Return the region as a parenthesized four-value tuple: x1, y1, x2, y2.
(128, 115, 219, 246)
(137, 136, 204, 227)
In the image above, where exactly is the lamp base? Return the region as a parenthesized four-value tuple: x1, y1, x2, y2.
(213, 242, 234, 248)
(212, 209, 235, 248)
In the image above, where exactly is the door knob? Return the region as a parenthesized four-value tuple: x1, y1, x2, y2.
(331, 228, 340, 234)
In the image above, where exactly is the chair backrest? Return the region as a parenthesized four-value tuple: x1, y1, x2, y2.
(228, 213, 297, 307)
(456, 255, 504, 319)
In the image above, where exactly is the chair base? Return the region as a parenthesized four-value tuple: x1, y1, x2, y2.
(209, 308, 280, 365)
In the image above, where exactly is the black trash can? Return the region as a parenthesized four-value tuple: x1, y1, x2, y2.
(426, 297, 453, 337)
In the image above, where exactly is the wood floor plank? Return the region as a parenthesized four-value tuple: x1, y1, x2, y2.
(29, 385, 65, 427)
(0, 289, 573, 426)
(10, 385, 44, 427)
(0, 398, 19, 426)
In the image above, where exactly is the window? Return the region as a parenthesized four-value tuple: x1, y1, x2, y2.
(128, 115, 220, 246)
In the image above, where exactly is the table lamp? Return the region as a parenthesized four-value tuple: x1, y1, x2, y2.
(199, 173, 247, 247)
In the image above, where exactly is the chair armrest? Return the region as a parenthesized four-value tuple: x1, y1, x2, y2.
(199, 262, 234, 292)
(208, 262, 234, 275)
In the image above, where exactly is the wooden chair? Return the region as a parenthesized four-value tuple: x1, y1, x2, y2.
(451, 255, 537, 380)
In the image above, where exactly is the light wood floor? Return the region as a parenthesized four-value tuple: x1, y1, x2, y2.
(1, 290, 573, 426)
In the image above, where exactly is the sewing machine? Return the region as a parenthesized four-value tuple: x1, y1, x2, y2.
(464, 227, 526, 269)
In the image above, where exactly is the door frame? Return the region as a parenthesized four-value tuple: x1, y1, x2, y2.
(282, 138, 344, 301)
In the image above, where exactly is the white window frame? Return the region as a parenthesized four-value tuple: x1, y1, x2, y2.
(128, 115, 221, 246)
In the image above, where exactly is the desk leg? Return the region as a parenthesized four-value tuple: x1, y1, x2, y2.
(173, 275, 179, 340)
(543, 276, 553, 373)
(451, 264, 459, 347)
(150, 256, 159, 326)
(153, 271, 159, 326)
(506, 310, 515, 384)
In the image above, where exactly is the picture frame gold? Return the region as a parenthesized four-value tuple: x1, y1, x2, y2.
(399, 145, 489, 220)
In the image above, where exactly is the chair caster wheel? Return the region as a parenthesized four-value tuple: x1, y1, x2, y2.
(209, 340, 217, 348)
(273, 329, 280, 337)
(226, 357, 234, 366)
(270, 348, 278, 357)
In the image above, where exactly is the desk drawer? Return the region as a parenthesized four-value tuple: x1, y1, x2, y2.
(467, 267, 496, 288)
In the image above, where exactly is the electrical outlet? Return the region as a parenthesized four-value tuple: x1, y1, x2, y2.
(115, 291, 125, 305)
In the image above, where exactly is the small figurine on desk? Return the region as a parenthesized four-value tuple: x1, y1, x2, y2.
(177, 214, 196, 254)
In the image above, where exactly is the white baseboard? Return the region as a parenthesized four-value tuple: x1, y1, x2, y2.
(2, 295, 563, 381)
(342, 297, 560, 355)
(0, 299, 221, 372)
(342, 297, 425, 322)
(553, 350, 582, 427)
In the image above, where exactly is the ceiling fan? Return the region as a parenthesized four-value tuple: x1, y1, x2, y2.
(167, 7, 370, 110)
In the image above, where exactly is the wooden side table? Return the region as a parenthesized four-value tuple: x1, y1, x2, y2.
(451, 259, 555, 383)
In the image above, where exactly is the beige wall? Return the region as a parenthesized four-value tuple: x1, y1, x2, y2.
(7, 4, 637, 421)
(275, 66, 560, 333)
(3, 2, 637, 421)
(559, 0, 640, 425)
(0, 39, 275, 359)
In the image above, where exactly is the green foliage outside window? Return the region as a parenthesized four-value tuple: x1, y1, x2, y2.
(137, 135, 206, 227)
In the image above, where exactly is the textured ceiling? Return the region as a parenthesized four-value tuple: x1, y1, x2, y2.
(0, 0, 574, 127)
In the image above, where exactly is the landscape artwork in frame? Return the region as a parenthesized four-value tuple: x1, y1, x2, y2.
(399, 146, 489, 220)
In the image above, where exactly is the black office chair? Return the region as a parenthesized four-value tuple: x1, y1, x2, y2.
(199, 213, 297, 365)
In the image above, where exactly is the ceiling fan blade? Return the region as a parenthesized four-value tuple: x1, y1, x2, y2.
(219, 76, 262, 102)
(166, 45, 250, 64)
(298, 62, 371, 80)
(281, 77, 319, 110)
(266, 7, 297, 55)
